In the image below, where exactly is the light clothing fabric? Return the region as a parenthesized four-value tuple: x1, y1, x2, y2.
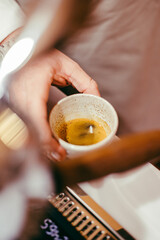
(0, 0, 24, 42)
(60, 0, 160, 136)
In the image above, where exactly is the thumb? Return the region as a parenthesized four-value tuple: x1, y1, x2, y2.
(39, 121, 66, 162)
(29, 100, 66, 162)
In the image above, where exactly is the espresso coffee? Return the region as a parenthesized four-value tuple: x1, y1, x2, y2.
(57, 118, 111, 146)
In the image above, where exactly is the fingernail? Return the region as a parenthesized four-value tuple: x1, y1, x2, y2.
(50, 152, 61, 162)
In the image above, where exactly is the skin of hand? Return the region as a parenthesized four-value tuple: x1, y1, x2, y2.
(9, 49, 100, 162)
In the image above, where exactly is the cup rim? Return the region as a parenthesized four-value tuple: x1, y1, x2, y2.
(49, 93, 119, 151)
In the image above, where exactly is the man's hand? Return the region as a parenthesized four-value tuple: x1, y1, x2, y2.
(9, 49, 100, 161)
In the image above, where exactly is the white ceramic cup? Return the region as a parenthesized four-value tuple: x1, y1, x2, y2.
(49, 94, 118, 158)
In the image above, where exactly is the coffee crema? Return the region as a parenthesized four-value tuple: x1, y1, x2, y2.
(56, 118, 111, 146)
